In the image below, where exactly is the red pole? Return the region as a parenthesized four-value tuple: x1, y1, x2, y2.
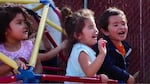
(0, 76, 17, 83)
(41, 74, 118, 83)
(42, 74, 100, 83)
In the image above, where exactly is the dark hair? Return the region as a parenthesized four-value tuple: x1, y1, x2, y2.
(61, 6, 72, 23)
(62, 8, 94, 57)
(99, 7, 127, 31)
(0, 3, 28, 43)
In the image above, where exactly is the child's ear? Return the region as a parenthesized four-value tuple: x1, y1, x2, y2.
(100, 28, 109, 36)
(5, 31, 8, 36)
(5, 27, 10, 36)
(74, 32, 83, 41)
(73, 32, 80, 40)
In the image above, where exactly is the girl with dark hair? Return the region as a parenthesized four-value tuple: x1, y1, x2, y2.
(0, 3, 68, 77)
(62, 8, 109, 83)
(0, 3, 43, 76)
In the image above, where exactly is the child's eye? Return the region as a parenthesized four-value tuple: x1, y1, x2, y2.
(121, 21, 127, 26)
(16, 20, 22, 24)
(122, 23, 125, 26)
(113, 24, 118, 27)
(17, 21, 26, 25)
(88, 25, 94, 29)
(17, 21, 22, 24)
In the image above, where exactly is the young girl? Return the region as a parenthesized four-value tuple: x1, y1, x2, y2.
(62, 8, 108, 83)
(93, 7, 135, 84)
(0, 3, 43, 76)
(0, 3, 67, 77)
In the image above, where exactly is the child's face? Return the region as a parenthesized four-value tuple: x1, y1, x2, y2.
(77, 17, 99, 47)
(6, 13, 29, 41)
(106, 15, 128, 43)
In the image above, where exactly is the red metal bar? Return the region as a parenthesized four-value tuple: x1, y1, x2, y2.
(41, 74, 118, 83)
(41, 74, 101, 83)
(0, 76, 17, 83)
(49, 3, 62, 20)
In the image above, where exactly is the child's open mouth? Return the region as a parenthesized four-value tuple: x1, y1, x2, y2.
(118, 31, 125, 35)
(92, 35, 98, 40)
(23, 30, 28, 34)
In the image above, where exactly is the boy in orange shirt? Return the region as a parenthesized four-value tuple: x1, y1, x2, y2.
(93, 7, 135, 84)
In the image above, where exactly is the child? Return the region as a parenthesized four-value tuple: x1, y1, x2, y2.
(92, 7, 135, 83)
(0, 3, 67, 77)
(0, 3, 43, 76)
(62, 8, 109, 83)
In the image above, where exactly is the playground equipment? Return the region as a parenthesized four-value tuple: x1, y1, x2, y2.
(0, 0, 117, 83)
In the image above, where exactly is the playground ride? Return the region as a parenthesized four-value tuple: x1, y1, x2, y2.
(0, 0, 117, 83)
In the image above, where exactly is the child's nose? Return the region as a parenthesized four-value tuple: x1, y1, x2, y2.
(24, 22, 29, 29)
(95, 27, 99, 33)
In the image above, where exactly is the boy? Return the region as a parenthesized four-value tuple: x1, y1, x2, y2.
(93, 7, 135, 83)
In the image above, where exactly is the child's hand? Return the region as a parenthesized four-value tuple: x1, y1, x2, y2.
(98, 38, 107, 56)
(29, 32, 36, 43)
(127, 75, 135, 84)
(14, 58, 27, 70)
(59, 40, 68, 50)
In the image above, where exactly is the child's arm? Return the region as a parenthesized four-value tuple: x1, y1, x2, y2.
(0, 64, 12, 76)
(34, 57, 43, 74)
(79, 51, 106, 77)
(0, 57, 28, 76)
(79, 39, 107, 77)
(38, 40, 68, 62)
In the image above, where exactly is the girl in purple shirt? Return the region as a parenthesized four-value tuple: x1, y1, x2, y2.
(0, 3, 68, 77)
